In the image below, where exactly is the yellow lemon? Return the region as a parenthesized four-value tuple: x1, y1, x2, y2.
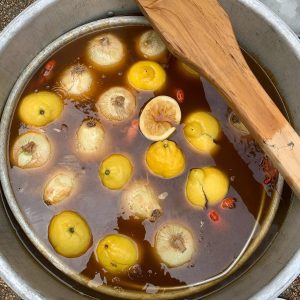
(19, 91, 63, 127)
(184, 111, 220, 153)
(179, 61, 200, 78)
(127, 60, 166, 91)
(99, 154, 133, 190)
(186, 167, 229, 208)
(146, 140, 185, 178)
(96, 234, 139, 274)
(48, 211, 92, 258)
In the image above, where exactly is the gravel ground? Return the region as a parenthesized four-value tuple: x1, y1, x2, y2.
(0, 1, 298, 299)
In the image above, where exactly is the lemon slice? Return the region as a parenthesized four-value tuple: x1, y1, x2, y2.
(127, 60, 166, 91)
(18, 91, 63, 127)
(139, 96, 181, 141)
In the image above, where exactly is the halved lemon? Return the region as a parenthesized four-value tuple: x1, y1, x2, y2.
(140, 96, 181, 141)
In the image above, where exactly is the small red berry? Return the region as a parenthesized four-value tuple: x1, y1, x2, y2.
(209, 211, 219, 222)
(221, 197, 236, 209)
(175, 88, 184, 103)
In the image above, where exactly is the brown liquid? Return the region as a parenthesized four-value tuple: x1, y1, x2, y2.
(8, 25, 282, 291)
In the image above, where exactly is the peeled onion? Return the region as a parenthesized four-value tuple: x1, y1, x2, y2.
(75, 119, 105, 158)
(43, 169, 77, 205)
(11, 131, 52, 169)
(154, 222, 195, 267)
(96, 86, 136, 122)
(137, 30, 167, 60)
(122, 181, 162, 221)
(58, 63, 95, 100)
(86, 33, 125, 70)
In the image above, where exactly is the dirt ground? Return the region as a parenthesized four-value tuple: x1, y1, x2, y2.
(0, 0, 298, 299)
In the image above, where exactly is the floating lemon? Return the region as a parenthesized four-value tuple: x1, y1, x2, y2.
(186, 167, 229, 208)
(178, 61, 200, 78)
(99, 154, 133, 190)
(48, 211, 92, 258)
(127, 60, 166, 91)
(146, 140, 185, 178)
(18, 91, 63, 127)
(184, 111, 220, 154)
(96, 234, 139, 273)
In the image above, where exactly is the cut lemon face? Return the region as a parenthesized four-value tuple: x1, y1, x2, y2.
(146, 140, 185, 178)
(48, 211, 92, 258)
(184, 111, 220, 154)
(186, 167, 229, 208)
(127, 60, 166, 91)
(96, 234, 139, 274)
(18, 91, 63, 127)
(99, 154, 133, 190)
(139, 96, 181, 141)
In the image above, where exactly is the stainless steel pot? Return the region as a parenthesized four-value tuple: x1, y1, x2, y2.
(0, 1, 299, 299)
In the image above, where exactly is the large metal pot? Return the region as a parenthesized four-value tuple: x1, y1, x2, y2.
(0, 0, 299, 299)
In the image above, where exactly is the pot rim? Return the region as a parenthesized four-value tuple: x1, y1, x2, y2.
(0, 0, 299, 299)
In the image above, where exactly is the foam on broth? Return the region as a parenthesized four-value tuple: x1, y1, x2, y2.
(8, 25, 280, 291)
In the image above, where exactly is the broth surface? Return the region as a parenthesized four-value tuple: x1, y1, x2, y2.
(8, 25, 280, 291)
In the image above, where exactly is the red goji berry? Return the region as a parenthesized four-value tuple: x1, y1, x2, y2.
(175, 88, 184, 104)
(209, 211, 219, 222)
(221, 197, 236, 209)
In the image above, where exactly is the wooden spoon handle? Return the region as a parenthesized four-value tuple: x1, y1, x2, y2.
(136, 0, 300, 197)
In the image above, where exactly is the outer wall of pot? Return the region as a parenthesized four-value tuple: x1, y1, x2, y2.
(0, 0, 299, 299)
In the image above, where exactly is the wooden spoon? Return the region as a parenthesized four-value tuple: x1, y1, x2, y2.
(136, 0, 300, 197)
